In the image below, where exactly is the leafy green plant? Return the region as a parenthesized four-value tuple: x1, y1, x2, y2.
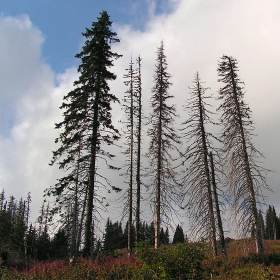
(135, 240, 206, 279)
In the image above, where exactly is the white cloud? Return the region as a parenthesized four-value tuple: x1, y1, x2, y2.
(0, 15, 44, 101)
(0, 14, 78, 221)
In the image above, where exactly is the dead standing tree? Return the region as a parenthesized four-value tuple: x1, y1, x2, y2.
(147, 41, 181, 249)
(209, 151, 228, 260)
(134, 56, 143, 243)
(181, 72, 218, 256)
(122, 57, 135, 253)
(217, 55, 269, 254)
(121, 55, 143, 251)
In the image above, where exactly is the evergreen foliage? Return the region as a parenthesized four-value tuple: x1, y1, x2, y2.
(159, 227, 170, 245)
(46, 11, 122, 256)
(172, 224, 184, 244)
(50, 229, 69, 259)
(265, 205, 280, 240)
(103, 218, 125, 251)
(102, 219, 170, 251)
(0, 191, 29, 258)
(0, 191, 73, 262)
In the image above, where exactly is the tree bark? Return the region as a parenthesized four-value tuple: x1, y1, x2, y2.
(128, 59, 134, 254)
(197, 77, 217, 256)
(155, 63, 163, 250)
(209, 151, 228, 260)
(77, 188, 87, 254)
(228, 57, 263, 254)
(84, 88, 99, 257)
(135, 56, 142, 243)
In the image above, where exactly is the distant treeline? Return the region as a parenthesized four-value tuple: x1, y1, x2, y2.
(257, 206, 280, 240)
(102, 218, 185, 252)
(0, 189, 279, 265)
(0, 190, 186, 264)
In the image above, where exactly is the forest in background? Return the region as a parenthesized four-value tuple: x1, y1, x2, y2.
(1, 190, 280, 278)
(0, 191, 279, 264)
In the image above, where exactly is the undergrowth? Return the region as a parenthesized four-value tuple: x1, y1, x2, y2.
(1, 239, 280, 279)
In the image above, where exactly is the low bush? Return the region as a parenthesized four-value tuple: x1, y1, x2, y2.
(135, 240, 206, 279)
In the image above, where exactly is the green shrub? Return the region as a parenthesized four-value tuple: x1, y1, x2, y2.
(135, 240, 206, 279)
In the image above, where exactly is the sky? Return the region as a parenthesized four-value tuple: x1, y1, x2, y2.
(0, 0, 280, 237)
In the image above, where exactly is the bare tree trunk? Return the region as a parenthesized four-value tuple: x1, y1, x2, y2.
(197, 77, 217, 256)
(84, 88, 99, 257)
(228, 58, 263, 254)
(71, 140, 82, 259)
(204, 153, 217, 256)
(128, 170, 133, 253)
(128, 59, 134, 254)
(77, 189, 87, 255)
(45, 202, 49, 236)
(149, 42, 178, 250)
(24, 193, 31, 259)
(70, 178, 78, 258)
(209, 152, 228, 260)
(155, 84, 162, 250)
(154, 183, 160, 249)
(91, 219, 95, 251)
(135, 56, 142, 243)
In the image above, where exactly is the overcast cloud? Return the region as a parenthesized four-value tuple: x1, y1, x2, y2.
(0, 14, 77, 220)
(112, 0, 280, 216)
(0, 0, 279, 235)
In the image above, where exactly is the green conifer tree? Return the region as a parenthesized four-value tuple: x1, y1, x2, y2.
(47, 11, 122, 256)
(172, 224, 184, 244)
(265, 205, 278, 240)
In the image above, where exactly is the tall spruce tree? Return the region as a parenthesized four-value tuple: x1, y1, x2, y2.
(47, 11, 122, 256)
(147, 41, 181, 249)
(217, 55, 269, 254)
(181, 72, 217, 256)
